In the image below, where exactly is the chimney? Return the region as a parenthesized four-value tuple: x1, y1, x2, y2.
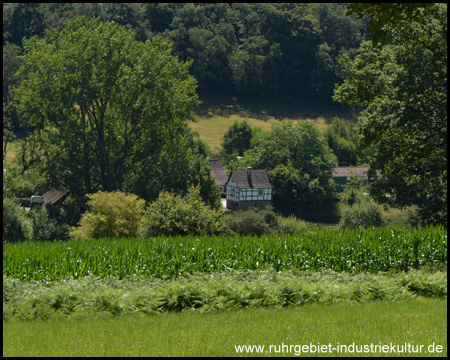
(247, 167, 252, 187)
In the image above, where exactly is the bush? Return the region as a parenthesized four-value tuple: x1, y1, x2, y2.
(277, 215, 312, 234)
(28, 205, 70, 241)
(386, 206, 422, 227)
(3, 195, 31, 242)
(339, 181, 385, 229)
(224, 207, 279, 236)
(340, 200, 385, 229)
(144, 186, 224, 237)
(70, 191, 146, 240)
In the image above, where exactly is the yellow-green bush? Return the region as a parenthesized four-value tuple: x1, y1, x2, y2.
(144, 186, 225, 237)
(70, 191, 146, 240)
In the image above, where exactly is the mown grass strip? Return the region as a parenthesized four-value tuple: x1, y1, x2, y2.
(3, 298, 447, 357)
(3, 226, 447, 282)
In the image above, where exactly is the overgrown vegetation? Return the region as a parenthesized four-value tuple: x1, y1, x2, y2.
(3, 269, 447, 321)
(3, 195, 31, 242)
(3, 4, 446, 227)
(334, 4, 447, 225)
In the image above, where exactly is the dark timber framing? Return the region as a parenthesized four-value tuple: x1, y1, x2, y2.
(226, 167, 273, 211)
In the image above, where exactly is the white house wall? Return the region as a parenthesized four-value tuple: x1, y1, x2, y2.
(239, 188, 272, 202)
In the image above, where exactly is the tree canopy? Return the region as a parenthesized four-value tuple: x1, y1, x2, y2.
(334, 4, 447, 225)
(222, 120, 253, 157)
(4, 3, 367, 100)
(247, 121, 338, 220)
(346, 3, 434, 45)
(14, 17, 218, 205)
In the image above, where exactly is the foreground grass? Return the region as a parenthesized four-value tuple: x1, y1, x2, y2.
(3, 298, 447, 357)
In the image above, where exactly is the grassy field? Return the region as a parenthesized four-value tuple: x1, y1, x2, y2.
(3, 298, 447, 357)
(190, 92, 354, 150)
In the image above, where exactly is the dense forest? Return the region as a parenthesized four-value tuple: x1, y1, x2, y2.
(3, 3, 369, 101)
(3, 3, 447, 234)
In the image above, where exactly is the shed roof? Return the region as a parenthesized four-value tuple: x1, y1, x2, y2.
(332, 166, 370, 179)
(42, 188, 68, 205)
(208, 158, 228, 186)
(227, 169, 273, 189)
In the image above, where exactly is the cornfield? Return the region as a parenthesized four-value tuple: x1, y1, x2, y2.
(3, 226, 447, 282)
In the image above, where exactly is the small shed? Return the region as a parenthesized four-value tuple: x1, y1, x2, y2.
(226, 167, 273, 211)
(208, 158, 228, 194)
(42, 188, 69, 205)
(332, 166, 371, 193)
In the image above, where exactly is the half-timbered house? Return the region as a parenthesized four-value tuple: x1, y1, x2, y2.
(226, 167, 273, 211)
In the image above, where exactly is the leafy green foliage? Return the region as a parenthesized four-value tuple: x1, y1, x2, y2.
(28, 205, 70, 242)
(3, 269, 446, 320)
(3, 195, 31, 242)
(334, 4, 447, 225)
(339, 178, 385, 229)
(324, 119, 359, 166)
(15, 17, 200, 205)
(276, 215, 312, 235)
(346, 3, 434, 45)
(144, 186, 224, 237)
(222, 120, 253, 156)
(186, 155, 222, 210)
(70, 191, 146, 240)
(4, 226, 446, 281)
(229, 36, 282, 96)
(224, 207, 279, 236)
(2, 3, 45, 47)
(5, 4, 367, 100)
(247, 121, 337, 220)
(3, 156, 49, 200)
(339, 198, 385, 229)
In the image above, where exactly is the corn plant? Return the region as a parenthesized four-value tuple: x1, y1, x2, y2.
(3, 225, 447, 282)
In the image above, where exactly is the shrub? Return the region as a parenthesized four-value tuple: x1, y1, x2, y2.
(224, 207, 279, 236)
(387, 206, 422, 227)
(28, 205, 70, 241)
(144, 186, 224, 237)
(70, 191, 146, 240)
(340, 200, 385, 229)
(339, 178, 385, 229)
(277, 215, 312, 234)
(3, 195, 31, 242)
(339, 186, 384, 229)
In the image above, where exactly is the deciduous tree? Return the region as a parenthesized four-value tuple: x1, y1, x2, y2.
(15, 17, 202, 205)
(335, 4, 447, 224)
(247, 121, 338, 220)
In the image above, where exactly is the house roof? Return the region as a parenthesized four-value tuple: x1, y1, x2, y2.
(42, 188, 68, 205)
(208, 158, 228, 186)
(227, 169, 273, 189)
(332, 166, 370, 179)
